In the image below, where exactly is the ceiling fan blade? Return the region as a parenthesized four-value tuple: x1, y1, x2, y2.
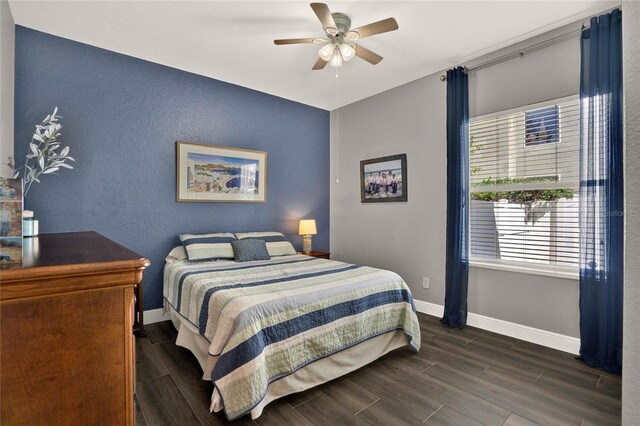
(312, 58, 328, 70)
(310, 3, 337, 34)
(354, 44, 383, 65)
(349, 17, 398, 39)
(274, 38, 317, 45)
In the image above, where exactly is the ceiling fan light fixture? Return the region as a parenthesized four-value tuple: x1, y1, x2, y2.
(274, 3, 398, 71)
(339, 43, 356, 62)
(328, 49, 343, 67)
(347, 30, 359, 40)
(318, 44, 335, 61)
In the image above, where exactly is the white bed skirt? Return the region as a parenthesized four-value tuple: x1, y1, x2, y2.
(168, 307, 409, 420)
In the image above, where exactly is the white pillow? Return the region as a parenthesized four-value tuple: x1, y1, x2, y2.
(165, 246, 188, 264)
(234, 232, 297, 257)
(180, 233, 236, 261)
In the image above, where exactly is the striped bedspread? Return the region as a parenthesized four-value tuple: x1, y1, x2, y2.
(164, 255, 421, 420)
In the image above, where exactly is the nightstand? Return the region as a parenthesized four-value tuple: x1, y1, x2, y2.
(298, 250, 331, 260)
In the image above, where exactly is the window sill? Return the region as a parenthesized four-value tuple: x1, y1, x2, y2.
(469, 260, 579, 280)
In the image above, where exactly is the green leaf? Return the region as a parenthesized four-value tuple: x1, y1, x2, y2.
(43, 167, 59, 174)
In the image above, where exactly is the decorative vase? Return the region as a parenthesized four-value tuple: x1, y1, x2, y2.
(23, 210, 39, 237)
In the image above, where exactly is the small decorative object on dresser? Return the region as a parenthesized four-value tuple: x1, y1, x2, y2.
(22, 210, 38, 237)
(298, 219, 317, 253)
(0, 231, 149, 426)
(298, 250, 330, 259)
(176, 141, 267, 203)
(0, 178, 23, 263)
(360, 153, 407, 203)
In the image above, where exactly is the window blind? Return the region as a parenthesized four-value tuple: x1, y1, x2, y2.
(469, 96, 580, 275)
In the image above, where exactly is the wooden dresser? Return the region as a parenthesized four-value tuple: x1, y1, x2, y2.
(0, 232, 150, 426)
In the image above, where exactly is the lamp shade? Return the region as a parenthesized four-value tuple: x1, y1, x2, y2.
(339, 43, 356, 62)
(298, 219, 317, 235)
(318, 44, 335, 61)
(328, 49, 343, 67)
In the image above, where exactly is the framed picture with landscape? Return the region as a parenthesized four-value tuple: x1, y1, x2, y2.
(176, 142, 267, 203)
(360, 153, 407, 203)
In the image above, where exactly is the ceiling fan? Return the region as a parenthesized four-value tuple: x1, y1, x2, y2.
(274, 3, 399, 70)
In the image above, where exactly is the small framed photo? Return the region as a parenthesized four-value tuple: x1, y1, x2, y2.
(360, 154, 407, 203)
(525, 105, 559, 146)
(176, 141, 267, 203)
(0, 178, 23, 263)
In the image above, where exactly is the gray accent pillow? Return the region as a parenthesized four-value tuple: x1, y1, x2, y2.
(231, 239, 271, 262)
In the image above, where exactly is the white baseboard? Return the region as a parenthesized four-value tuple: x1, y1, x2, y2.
(144, 308, 171, 325)
(414, 299, 580, 355)
(414, 300, 445, 317)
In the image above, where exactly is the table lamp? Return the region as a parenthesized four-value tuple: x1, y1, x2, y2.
(298, 219, 317, 254)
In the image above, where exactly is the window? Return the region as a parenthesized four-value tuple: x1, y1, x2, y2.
(469, 96, 580, 277)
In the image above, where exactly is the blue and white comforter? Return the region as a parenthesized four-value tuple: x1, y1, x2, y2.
(164, 255, 420, 420)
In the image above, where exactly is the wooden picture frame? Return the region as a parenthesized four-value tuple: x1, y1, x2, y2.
(360, 154, 407, 203)
(176, 141, 267, 203)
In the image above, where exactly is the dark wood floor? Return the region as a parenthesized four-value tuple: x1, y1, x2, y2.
(134, 313, 621, 425)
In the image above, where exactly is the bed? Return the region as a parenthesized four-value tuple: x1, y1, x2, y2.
(163, 250, 421, 420)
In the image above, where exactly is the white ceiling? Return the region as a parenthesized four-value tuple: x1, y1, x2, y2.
(8, 1, 618, 110)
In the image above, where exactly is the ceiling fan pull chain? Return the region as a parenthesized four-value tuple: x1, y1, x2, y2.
(335, 67, 340, 184)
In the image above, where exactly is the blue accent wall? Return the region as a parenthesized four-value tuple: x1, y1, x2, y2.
(14, 26, 330, 310)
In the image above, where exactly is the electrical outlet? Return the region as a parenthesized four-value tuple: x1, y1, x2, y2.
(422, 277, 430, 289)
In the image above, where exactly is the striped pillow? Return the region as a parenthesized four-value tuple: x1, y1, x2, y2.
(179, 233, 237, 261)
(165, 245, 188, 264)
(234, 232, 297, 257)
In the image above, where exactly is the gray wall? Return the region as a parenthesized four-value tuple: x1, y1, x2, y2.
(468, 32, 581, 337)
(0, 0, 13, 177)
(330, 25, 582, 337)
(622, 1, 640, 423)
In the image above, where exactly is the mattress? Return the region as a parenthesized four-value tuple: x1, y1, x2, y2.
(163, 254, 420, 420)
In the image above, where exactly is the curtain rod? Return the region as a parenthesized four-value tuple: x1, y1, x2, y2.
(439, 28, 582, 81)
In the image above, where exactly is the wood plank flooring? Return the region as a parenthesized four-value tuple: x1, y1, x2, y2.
(134, 313, 621, 425)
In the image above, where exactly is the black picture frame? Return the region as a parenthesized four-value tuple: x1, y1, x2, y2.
(360, 154, 407, 203)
